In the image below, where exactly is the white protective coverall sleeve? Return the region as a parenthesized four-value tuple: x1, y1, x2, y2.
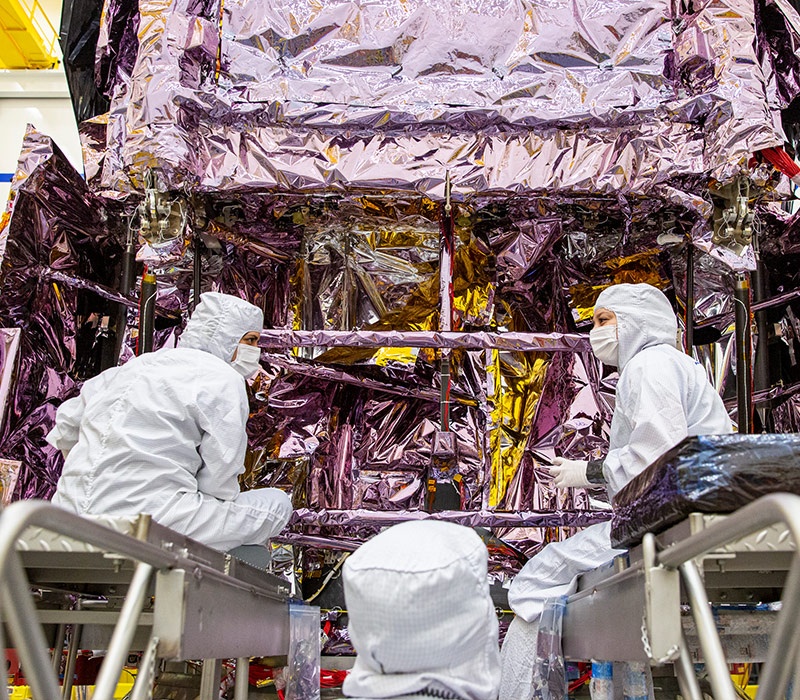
(602, 354, 689, 495)
(46, 395, 84, 458)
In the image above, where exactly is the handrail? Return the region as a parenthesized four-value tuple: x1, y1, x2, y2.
(658, 493, 800, 567)
(0, 500, 285, 600)
(656, 493, 800, 700)
(0, 500, 181, 575)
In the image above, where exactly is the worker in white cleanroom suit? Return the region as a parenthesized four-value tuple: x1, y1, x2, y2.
(47, 292, 292, 551)
(341, 520, 501, 700)
(499, 283, 732, 699)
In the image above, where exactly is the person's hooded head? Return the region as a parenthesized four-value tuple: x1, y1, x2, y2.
(342, 521, 501, 700)
(590, 283, 678, 370)
(178, 292, 264, 376)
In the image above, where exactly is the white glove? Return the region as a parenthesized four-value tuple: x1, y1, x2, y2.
(549, 458, 590, 488)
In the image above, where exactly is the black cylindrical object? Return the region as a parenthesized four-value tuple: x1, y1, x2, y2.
(734, 273, 753, 433)
(752, 262, 770, 393)
(191, 236, 203, 315)
(685, 243, 694, 353)
(137, 271, 157, 355)
(114, 237, 137, 362)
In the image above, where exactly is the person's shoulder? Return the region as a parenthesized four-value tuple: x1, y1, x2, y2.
(620, 344, 688, 382)
(151, 348, 242, 385)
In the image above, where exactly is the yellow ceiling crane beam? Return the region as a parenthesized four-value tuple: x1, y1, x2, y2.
(0, 0, 59, 69)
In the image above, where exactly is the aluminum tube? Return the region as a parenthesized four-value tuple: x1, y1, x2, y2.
(93, 562, 154, 700)
(685, 243, 694, 353)
(752, 261, 770, 429)
(51, 623, 67, 674)
(734, 273, 753, 432)
(114, 235, 136, 362)
(0, 552, 62, 700)
(63, 623, 82, 700)
(679, 561, 736, 700)
(0, 502, 276, 600)
(199, 659, 222, 700)
(754, 557, 800, 700)
(234, 657, 250, 700)
(753, 262, 770, 391)
(130, 635, 159, 700)
(674, 636, 703, 700)
(0, 615, 10, 700)
(0, 501, 180, 573)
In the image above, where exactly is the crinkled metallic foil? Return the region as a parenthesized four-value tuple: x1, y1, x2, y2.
(259, 329, 589, 353)
(89, 0, 794, 218)
(0, 127, 122, 501)
(6, 0, 800, 585)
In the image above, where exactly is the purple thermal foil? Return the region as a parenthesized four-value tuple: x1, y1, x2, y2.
(87, 0, 797, 241)
(0, 126, 121, 500)
(290, 507, 609, 530)
(772, 392, 800, 433)
(610, 433, 800, 548)
(259, 329, 591, 352)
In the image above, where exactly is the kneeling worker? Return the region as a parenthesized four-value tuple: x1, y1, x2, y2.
(47, 292, 292, 551)
(500, 283, 732, 699)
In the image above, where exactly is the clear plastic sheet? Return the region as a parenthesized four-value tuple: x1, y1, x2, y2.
(611, 434, 800, 548)
(532, 597, 567, 700)
(286, 603, 321, 700)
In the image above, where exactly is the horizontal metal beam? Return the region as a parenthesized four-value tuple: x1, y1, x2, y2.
(259, 329, 590, 352)
(35, 610, 155, 626)
(290, 507, 608, 529)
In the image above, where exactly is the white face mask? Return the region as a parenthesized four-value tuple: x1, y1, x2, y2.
(590, 324, 619, 367)
(231, 343, 261, 378)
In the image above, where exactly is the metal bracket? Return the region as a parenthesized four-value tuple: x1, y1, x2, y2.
(642, 533, 681, 664)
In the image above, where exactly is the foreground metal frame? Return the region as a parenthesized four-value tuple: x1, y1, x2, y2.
(0, 500, 290, 700)
(563, 493, 800, 700)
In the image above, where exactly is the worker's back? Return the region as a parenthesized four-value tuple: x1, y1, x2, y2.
(47, 291, 293, 551)
(51, 345, 247, 520)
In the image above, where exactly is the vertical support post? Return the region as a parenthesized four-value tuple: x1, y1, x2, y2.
(191, 235, 203, 316)
(734, 273, 753, 433)
(342, 232, 355, 331)
(130, 634, 159, 700)
(439, 171, 454, 432)
(63, 622, 82, 699)
(674, 636, 703, 700)
(137, 271, 158, 356)
(114, 224, 137, 362)
(427, 171, 460, 512)
(199, 659, 223, 700)
(234, 657, 250, 700)
(93, 562, 153, 700)
(52, 622, 67, 674)
(679, 561, 737, 700)
(751, 557, 800, 700)
(752, 260, 770, 429)
(0, 552, 63, 700)
(685, 243, 694, 354)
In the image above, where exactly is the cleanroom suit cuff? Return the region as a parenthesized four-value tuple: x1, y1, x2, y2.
(586, 459, 605, 484)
